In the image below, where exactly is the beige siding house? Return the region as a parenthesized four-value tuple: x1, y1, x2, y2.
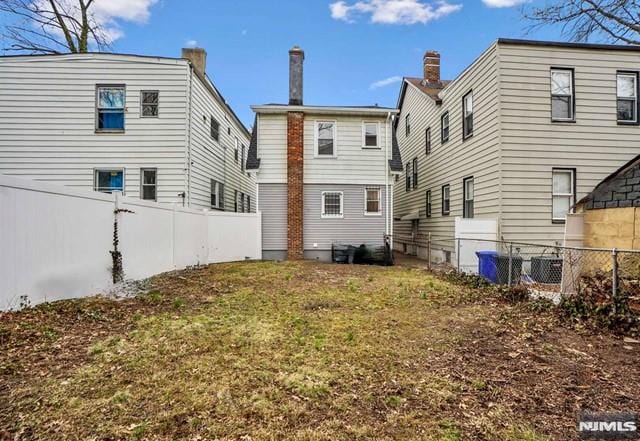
(394, 39, 640, 261)
(0, 48, 255, 212)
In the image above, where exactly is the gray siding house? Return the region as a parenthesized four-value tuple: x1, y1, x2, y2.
(394, 39, 640, 261)
(247, 47, 402, 261)
(0, 48, 255, 212)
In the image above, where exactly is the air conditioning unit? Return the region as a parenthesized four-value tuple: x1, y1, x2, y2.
(531, 256, 563, 284)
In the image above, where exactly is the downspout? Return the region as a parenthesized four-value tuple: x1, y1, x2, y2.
(185, 64, 194, 207)
(385, 112, 391, 242)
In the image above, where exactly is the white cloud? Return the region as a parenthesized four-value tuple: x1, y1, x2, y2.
(329, 0, 462, 25)
(482, 0, 528, 7)
(185, 39, 198, 48)
(370, 75, 403, 89)
(35, 0, 159, 43)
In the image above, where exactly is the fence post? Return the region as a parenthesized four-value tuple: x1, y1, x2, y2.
(456, 238, 461, 273)
(612, 248, 619, 313)
(428, 232, 432, 271)
(507, 242, 513, 287)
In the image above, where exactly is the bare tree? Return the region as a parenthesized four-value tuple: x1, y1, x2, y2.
(524, 0, 640, 46)
(0, 0, 111, 54)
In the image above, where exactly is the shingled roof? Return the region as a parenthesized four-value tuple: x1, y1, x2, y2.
(389, 129, 403, 172)
(404, 77, 450, 102)
(245, 115, 260, 170)
(578, 154, 640, 210)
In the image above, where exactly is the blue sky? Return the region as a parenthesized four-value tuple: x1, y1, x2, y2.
(100, 0, 564, 127)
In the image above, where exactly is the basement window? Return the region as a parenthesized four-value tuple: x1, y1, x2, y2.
(322, 191, 343, 218)
(96, 85, 125, 132)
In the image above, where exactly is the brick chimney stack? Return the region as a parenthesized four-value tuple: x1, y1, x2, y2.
(287, 46, 305, 259)
(182, 47, 207, 76)
(423, 50, 440, 84)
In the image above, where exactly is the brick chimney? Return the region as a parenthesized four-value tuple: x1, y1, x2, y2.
(182, 47, 207, 76)
(287, 46, 305, 260)
(423, 50, 440, 84)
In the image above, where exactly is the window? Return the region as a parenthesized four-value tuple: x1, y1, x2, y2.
(210, 180, 224, 209)
(140, 168, 157, 201)
(234, 190, 238, 212)
(617, 72, 638, 123)
(211, 117, 220, 141)
(241, 145, 245, 171)
(405, 114, 411, 137)
(412, 157, 418, 189)
(441, 112, 449, 143)
(141, 91, 159, 117)
(552, 168, 575, 223)
(425, 127, 431, 155)
(247, 195, 251, 213)
(96, 86, 125, 131)
(364, 187, 381, 215)
(316, 121, 336, 156)
(94, 169, 124, 193)
(551, 68, 574, 121)
(442, 184, 450, 216)
(363, 122, 379, 148)
(234, 138, 239, 161)
(425, 190, 432, 217)
(322, 191, 343, 218)
(405, 162, 411, 192)
(463, 177, 474, 218)
(463, 91, 473, 139)
(240, 192, 245, 213)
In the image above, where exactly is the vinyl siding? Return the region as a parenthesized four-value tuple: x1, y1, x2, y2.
(498, 43, 640, 243)
(303, 115, 391, 185)
(255, 113, 287, 184)
(304, 184, 387, 250)
(258, 183, 287, 251)
(188, 73, 255, 211)
(394, 44, 501, 244)
(0, 54, 188, 204)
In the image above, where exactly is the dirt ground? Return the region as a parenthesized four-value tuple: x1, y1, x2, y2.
(0, 260, 638, 440)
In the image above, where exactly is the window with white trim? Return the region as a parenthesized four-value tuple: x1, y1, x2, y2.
(365, 187, 381, 215)
(95, 169, 124, 193)
(240, 192, 245, 213)
(234, 189, 238, 212)
(405, 113, 411, 137)
(322, 191, 343, 218)
(463, 91, 473, 138)
(141, 90, 159, 117)
(617, 72, 638, 123)
(140, 168, 157, 201)
(463, 176, 474, 218)
(210, 179, 224, 209)
(412, 157, 418, 189)
(316, 121, 336, 156)
(96, 85, 125, 131)
(405, 161, 411, 192)
(442, 184, 450, 216)
(551, 68, 574, 121)
(211, 117, 220, 141)
(552, 168, 575, 222)
(425, 127, 431, 155)
(441, 112, 449, 143)
(247, 195, 251, 213)
(426, 190, 432, 217)
(363, 122, 379, 148)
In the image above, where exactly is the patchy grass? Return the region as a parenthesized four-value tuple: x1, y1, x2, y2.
(1, 260, 639, 440)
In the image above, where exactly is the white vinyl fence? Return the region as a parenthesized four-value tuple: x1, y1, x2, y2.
(0, 175, 261, 310)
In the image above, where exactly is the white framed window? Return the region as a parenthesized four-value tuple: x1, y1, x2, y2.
(362, 122, 379, 148)
(364, 187, 381, 216)
(425, 127, 431, 155)
(141, 90, 159, 117)
(321, 191, 343, 218)
(210, 116, 220, 141)
(315, 121, 337, 157)
(412, 157, 418, 189)
(551, 68, 574, 121)
(94, 169, 124, 193)
(96, 85, 125, 132)
(140, 168, 157, 201)
(234, 189, 238, 212)
(463, 176, 474, 218)
(425, 189, 432, 217)
(442, 184, 450, 216)
(617, 72, 638, 123)
(463, 91, 473, 139)
(441, 112, 449, 143)
(405, 113, 411, 137)
(210, 179, 224, 209)
(240, 192, 245, 213)
(552, 168, 575, 223)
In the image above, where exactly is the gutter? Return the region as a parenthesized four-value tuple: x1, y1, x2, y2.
(185, 64, 194, 207)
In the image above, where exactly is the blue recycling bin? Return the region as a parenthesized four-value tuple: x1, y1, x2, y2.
(476, 250, 499, 283)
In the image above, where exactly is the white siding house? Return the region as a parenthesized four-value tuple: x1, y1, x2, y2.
(394, 39, 640, 260)
(247, 47, 402, 261)
(0, 49, 255, 212)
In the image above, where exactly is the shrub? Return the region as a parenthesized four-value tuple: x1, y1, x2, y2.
(496, 284, 530, 303)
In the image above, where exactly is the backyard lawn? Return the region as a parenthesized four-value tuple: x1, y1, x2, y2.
(1, 260, 638, 440)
